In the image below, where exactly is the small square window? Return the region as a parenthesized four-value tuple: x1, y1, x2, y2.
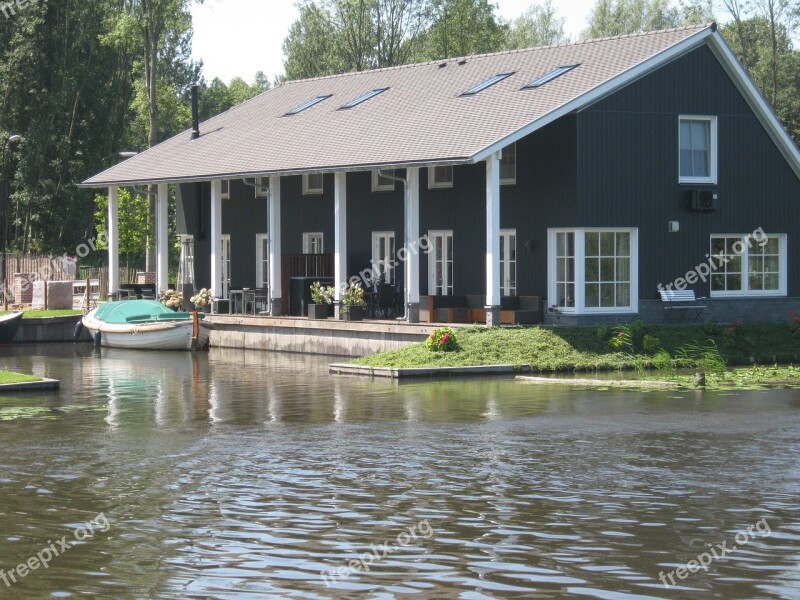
(372, 170, 395, 192)
(428, 166, 453, 189)
(220, 179, 230, 200)
(303, 173, 324, 195)
(679, 116, 717, 184)
(255, 176, 268, 198)
(500, 144, 516, 185)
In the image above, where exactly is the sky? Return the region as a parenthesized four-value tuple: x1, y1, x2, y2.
(190, 0, 598, 85)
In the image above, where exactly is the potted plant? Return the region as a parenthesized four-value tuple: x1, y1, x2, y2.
(190, 288, 212, 312)
(340, 282, 366, 321)
(309, 281, 334, 319)
(159, 289, 183, 311)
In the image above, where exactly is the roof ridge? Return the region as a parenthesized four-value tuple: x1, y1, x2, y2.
(279, 23, 714, 87)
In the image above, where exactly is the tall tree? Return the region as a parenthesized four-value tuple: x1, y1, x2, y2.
(583, 0, 683, 38)
(507, 1, 569, 49)
(423, 0, 508, 59)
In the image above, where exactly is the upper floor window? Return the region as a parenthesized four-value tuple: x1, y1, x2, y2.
(500, 143, 516, 185)
(428, 165, 453, 189)
(303, 173, 324, 195)
(255, 176, 268, 198)
(372, 170, 395, 192)
(220, 179, 230, 200)
(679, 116, 717, 184)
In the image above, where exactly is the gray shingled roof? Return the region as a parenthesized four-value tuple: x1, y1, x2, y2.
(84, 25, 716, 187)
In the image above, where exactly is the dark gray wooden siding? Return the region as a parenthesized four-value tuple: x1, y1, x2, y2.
(578, 45, 800, 299)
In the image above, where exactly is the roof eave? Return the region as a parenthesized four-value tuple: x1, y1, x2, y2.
(78, 157, 473, 188)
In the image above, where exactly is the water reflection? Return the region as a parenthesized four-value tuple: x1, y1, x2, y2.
(0, 344, 798, 598)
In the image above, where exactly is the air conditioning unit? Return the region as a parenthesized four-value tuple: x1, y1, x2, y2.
(689, 189, 718, 212)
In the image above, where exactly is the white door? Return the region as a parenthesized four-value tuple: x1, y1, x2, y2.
(372, 231, 395, 284)
(256, 233, 269, 291)
(428, 230, 453, 296)
(221, 234, 231, 298)
(500, 229, 517, 296)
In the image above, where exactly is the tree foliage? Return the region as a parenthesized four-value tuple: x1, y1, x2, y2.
(507, 0, 569, 49)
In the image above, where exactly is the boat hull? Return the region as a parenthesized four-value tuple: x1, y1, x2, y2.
(82, 310, 210, 351)
(0, 312, 23, 343)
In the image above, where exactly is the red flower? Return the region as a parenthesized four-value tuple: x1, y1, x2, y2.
(726, 327, 735, 334)
(617, 331, 624, 338)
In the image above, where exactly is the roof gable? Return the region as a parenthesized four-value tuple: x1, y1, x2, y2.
(85, 24, 770, 187)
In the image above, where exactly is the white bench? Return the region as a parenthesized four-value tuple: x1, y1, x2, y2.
(659, 288, 706, 321)
(73, 279, 100, 310)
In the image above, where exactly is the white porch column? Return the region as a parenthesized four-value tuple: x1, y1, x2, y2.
(210, 179, 223, 301)
(268, 175, 282, 315)
(405, 167, 420, 322)
(334, 172, 347, 318)
(485, 152, 501, 326)
(107, 186, 119, 299)
(156, 183, 169, 295)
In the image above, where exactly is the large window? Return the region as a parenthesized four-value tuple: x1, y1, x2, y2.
(303, 173, 324, 195)
(679, 116, 717, 184)
(256, 233, 269, 289)
(428, 166, 453, 189)
(372, 231, 395, 284)
(549, 228, 638, 314)
(710, 234, 786, 296)
(500, 143, 516, 186)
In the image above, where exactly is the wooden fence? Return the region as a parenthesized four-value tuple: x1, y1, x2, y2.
(3, 253, 138, 303)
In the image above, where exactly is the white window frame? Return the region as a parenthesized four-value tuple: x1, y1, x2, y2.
(371, 170, 396, 192)
(303, 232, 324, 254)
(547, 228, 638, 315)
(500, 143, 516, 186)
(372, 231, 396, 284)
(302, 173, 324, 195)
(255, 177, 269, 198)
(428, 165, 453, 189)
(500, 229, 517, 296)
(221, 179, 230, 200)
(177, 234, 195, 286)
(221, 234, 231, 298)
(428, 230, 454, 295)
(679, 115, 717, 184)
(709, 233, 787, 297)
(256, 233, 269, 289)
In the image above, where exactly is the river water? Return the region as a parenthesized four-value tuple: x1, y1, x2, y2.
(0, 344, 798, 599)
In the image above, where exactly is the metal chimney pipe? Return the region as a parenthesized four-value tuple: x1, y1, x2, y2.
(191, 85, 200, 140)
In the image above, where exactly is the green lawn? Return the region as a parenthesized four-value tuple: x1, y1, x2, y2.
(0, 310, 83, 318)
(353, 322, 800, 373)
(0, 371, 42, 384)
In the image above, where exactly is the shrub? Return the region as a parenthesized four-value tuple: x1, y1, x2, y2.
(594, 324, 609, 342)
(609, 325, 634, 354)
(642, 334, 662, 355)
(790, 312, 800, 335)
(310, 281, 334, 305)
(426, 327, 459, 352)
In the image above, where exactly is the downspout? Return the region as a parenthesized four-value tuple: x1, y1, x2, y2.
(378, 169, 410, 321)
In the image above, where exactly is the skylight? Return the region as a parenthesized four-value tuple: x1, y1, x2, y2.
(340, 88, 389, 109)
(461, 72, 514, 96)
(285, 94, 332, 115)
(523, 65, 578, 89)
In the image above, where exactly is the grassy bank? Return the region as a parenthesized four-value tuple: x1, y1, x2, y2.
(0, 310, 82, 318)
(353, 322, 800, 373)
(0, 371, 42, 385)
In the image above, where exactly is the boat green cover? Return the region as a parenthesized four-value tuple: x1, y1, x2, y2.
(93, 300, 194, 324)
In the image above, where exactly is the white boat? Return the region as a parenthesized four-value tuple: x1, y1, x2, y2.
(82, 300, 210, 350)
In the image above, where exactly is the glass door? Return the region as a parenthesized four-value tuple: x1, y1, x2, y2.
(221, 234, 231, 298)
(500, 229, 517, 296)
(428, 230, 453, 295)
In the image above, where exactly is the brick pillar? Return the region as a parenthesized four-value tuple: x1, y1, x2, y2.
(13, 273, 35, 305)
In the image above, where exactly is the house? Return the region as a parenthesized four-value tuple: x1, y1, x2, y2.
(83, 23, 800, 325)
